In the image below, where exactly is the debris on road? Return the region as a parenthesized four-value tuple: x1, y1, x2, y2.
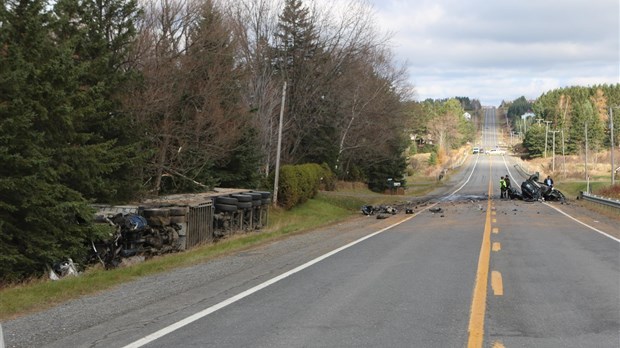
(361, 205, 399, 216)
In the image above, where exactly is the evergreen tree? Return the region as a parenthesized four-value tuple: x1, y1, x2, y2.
(52, 0, 144, 202)
(523, 123, 546, 158)
(272, 0, 331, 164)
(0, 0, 100, 280)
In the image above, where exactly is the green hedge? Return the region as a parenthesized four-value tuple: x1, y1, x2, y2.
(276, 163, 335, 209)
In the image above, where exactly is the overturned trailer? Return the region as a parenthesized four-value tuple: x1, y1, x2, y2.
(92, 189, 271, 268)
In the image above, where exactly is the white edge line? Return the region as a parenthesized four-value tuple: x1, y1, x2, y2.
(500, 155, 619, 243)
(125, 152, 482, 347)
(543, 203, 620, 243)
(123, 210, 425, 348)
(448, 153, 479, 196)
(0, 323, 5, 348)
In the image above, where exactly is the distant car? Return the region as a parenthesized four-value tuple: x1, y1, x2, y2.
(472, 147, 480, 154)
(488, 148, 506, 155)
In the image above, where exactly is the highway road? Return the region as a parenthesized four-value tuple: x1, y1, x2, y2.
(3, 108, 619, 348)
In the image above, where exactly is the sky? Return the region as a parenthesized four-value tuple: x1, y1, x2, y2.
(366, 0, 620, 106)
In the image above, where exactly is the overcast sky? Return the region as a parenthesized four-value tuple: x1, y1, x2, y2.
(366, 0, 619, 106)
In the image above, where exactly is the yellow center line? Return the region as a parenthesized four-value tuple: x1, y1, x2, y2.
(467, 159, 493, 348)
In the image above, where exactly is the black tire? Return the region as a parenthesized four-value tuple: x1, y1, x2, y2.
(236, 201, 253, 209)
(215, 204, 238, 213)
(261, 198, 271, 205)
(248, 192, 262, 201)
(251, 199, 261, 206)
(216, 196, 238, 205)
(147, 215, 170, 226)
(231, 194, 252, 202)
(256, 191, 272, 199)
(142, 208, 170, 217)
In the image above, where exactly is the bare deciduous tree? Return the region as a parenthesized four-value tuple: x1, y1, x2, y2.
(127, 0, 247, 193)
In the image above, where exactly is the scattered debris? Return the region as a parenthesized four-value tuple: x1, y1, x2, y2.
(361, 205, 398, 216)
(429, 207, 443, 214)
(49, 258, 79, 280)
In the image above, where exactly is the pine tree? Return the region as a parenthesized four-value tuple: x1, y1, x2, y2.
(52, 0, 144, 202)
(272, 0, 331, 164)
(0, 0, 97, 280)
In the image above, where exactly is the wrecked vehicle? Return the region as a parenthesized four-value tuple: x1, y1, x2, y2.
(91, 211, 182, 269)
(520, 172, 566, 202)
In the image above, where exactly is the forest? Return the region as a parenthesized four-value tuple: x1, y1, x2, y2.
(504, 85, 620, 158)
(0, 0, 426, 281)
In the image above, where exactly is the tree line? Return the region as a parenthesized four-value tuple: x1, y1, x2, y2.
(0, 0, 414, 281)
(503, 85, 620, 158)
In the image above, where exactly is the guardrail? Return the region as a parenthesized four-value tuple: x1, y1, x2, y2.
(513, 164, 532, 178)
(580, 192, 620, 210)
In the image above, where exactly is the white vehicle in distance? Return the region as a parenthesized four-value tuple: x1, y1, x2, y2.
(487, 147, 506, 155)
(472, 147, 480, 154)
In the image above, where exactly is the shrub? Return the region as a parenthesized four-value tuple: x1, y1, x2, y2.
(275, 163, 333, 209)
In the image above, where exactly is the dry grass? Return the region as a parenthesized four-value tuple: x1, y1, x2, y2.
(595, 184, 620, 199)
(523, 150, 617, 180)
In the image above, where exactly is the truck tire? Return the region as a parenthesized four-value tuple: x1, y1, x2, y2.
(231, 194, 252, 202)
(216, 196, 238, 205)
(215, 204, 237, 213)
(236, 201, 253, 209)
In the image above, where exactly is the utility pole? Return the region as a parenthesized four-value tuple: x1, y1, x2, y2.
(585, 121, 589, 192)
(544, 120, 552, 158)
(561, 129, 566, 178)
(272, 81, 287, 205)
(611, 107, 615, 185)
(550, 130, 560, 172)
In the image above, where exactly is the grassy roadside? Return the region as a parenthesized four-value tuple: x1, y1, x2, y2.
(0, 191, 398, 321)
(555, 180, 616, 200)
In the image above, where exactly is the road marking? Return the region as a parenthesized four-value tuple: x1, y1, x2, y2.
(499, 154, 619, 243)
(467, 165, 493, 348)
(123, 140, 488, 348)
(544, 203, 620, 243)
(491, 271, 504, 296)
(492, 242, 501, 251)
(122, 203, 439, 348)
(492, 227, 499, 234)
(0, 324, 5, 348)
(493, 341, 506, 348)
(492, 218, 496, 223)
(491, 211, 496, 216)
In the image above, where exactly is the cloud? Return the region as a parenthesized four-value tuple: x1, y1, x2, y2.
(368, 0, 620, 105)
